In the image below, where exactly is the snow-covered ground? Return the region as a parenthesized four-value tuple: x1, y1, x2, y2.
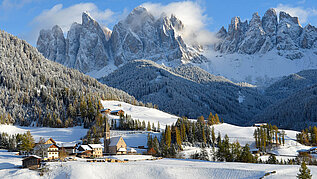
(0, 125, 88, 143)
(101, 100, 179, 127)
(1, 101, 316, 178)
(200, 50, 317, 87)
(213, 123, 311, 157)
(1, 148, 317, 179)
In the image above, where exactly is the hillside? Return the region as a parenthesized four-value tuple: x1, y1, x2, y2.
(101, 100, 178, 127)
(0, 29, 137, 127)
(255, 84, 317, 130)
(99, 60, 270, 125)
(265, 69, 317, 101)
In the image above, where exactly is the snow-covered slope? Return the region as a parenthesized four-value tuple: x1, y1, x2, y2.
(0, 125, 87, 143)
(213, 123, 310, 157)
(101, 100, 178, 127)
(200, 48, 317, 87)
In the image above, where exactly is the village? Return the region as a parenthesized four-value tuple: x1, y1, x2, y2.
(21, 106, 162, 170)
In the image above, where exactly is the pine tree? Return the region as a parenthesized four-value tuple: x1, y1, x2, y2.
(267, 154, 277, 164)
(297, 161, 312, 179)
(147, 121, 151, 131)
(152, 123, 156, 132)
(211, 127, 216, 148)
(20, 131, 35, 155)
(165, 126, 171, 148)
(215, 113, 220, 124)
(198, 116, 205, 124)
(175, 127, 182, 150)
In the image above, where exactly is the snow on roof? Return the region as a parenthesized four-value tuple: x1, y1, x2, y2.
(34, 143, 56, 150)
(110, 110, 123, 113)
(79, 145, 92, 151)
(57, 142, 77, 148)
(130, 148, 137, 153)
(109, 136, 122, 146)
(23, 155, 42, 160)
(88, 144, 103, 149)
(118, 147, 127, 152)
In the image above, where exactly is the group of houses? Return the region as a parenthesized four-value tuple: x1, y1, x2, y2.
(298, 147, 317, 155)
(23, 107, 129, 169)
(100, 108, 124, 116)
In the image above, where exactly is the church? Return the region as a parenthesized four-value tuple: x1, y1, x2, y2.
(104, 119, 127, 155)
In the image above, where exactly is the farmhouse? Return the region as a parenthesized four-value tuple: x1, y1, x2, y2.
(299, 147, 317, 155)
(44, 138, 56, 144)
(22, 155, 41, 169)
(33, 143, 59, 160)
(76, 145, 93, 158)
(253, 123, 267, 127)
(57, 143, 77, 155)
(88, 144, 103, 158)
(101, 108, 111, 115)
(110, 110, 124, 116)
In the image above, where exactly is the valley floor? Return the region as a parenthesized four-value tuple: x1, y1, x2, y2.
(1, 149, 317, 179)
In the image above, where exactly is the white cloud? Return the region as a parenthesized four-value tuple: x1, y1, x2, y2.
(27, 3, 114, 45)
(275, 4, 317, 24)
(142, 1, 218, 46)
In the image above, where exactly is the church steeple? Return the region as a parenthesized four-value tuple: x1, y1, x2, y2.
(104, 118, 110, 154)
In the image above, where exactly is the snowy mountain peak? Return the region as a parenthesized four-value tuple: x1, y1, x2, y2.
(82, 11, 95, 26)
(37, 7, 206, 74)
(279, 11, 301, 27)
(215, 9, 317, 59)
(262, 8, 277, 36)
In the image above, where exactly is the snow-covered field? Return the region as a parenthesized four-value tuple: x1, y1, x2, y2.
(213, 123, 311, 157)
(0, 125, 88, 143)
(1, 149, 317, 179)
(101, 100, 179, 127)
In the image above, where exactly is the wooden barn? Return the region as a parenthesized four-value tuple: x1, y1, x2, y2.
(22, 155, 41, 169)
(101, 108, 111, 115)
(110, 110, 124, 116)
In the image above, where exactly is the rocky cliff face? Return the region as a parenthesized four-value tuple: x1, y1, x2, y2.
(215, 8, 317, 59)
(37, 7, 206, 73)
(37, 12, 110, 73)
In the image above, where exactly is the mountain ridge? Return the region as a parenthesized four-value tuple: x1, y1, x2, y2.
(215, 8, 317, 59)
(37, 7, 206, 74)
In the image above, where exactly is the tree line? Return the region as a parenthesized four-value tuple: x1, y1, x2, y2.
(253, 124, 285, 152)
(147, 114, 222, 158)
(296, 126, 317, 145)
(0, 131, 35, 153)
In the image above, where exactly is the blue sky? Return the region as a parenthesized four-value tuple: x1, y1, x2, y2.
(1, 0, 317, 45)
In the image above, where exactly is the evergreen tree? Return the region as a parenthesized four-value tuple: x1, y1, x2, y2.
(20, 131, 35, 155)
(165, 126, 171, 148)
(211, 127, 216, 148)
(267, 154, 277, 164)
(175, 127, 182, 150)
(297, 161, 312, 179)
(147, 121, 151, 131)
